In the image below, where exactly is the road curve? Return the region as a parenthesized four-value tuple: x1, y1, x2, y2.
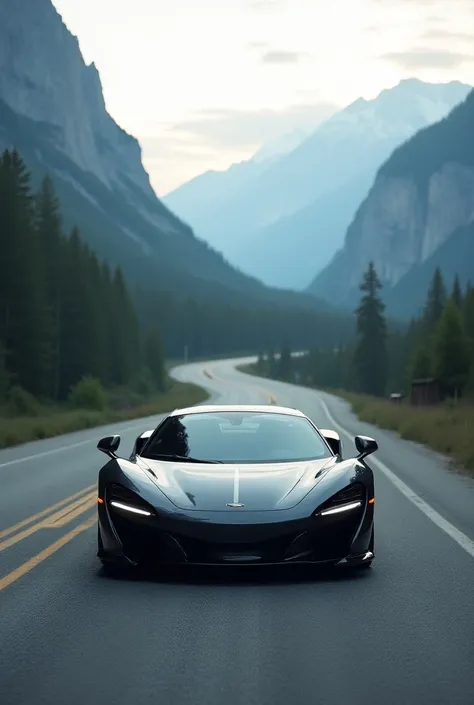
(1, 357, 474, 705)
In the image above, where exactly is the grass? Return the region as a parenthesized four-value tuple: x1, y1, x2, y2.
(0, 381, 209, 450)
(336, 391, 474, 474)
(237, 363, 474, 475)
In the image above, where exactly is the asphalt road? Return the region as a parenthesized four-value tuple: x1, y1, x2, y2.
(1, 357, 474, 705)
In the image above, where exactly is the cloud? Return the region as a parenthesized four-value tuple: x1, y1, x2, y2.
(245, 0, 284, 10)
(165, 102, 338, 150)
(422, 28, 474, 42)
(380, 48, 472, 69)
(261, 50, 306, 64)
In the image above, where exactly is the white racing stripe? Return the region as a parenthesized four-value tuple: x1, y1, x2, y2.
(318, 397, 474, 559)
(233, 467, 240, 504)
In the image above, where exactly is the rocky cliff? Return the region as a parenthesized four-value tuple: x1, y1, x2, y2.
(308, 89, 474, 317)
(0, 0, 154, 200)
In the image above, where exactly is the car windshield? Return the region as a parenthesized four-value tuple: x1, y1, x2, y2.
(142, 411, 331, 464)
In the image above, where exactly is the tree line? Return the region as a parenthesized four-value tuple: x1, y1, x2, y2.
(0, 148, 355, 409)
(256, 262, 474, 401)
(0, 149, 165, 406)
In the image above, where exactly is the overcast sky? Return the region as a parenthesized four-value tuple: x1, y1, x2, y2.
(52, 0, 474, 195)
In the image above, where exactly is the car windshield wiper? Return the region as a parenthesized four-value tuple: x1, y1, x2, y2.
(147, 453, 223, 464)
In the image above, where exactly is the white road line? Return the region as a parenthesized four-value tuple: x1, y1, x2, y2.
(233, 467, 240, 503)
(0, 420, 154, 469)
(318, 398, 474, 559)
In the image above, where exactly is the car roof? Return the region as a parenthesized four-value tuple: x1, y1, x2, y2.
(168, 404, 306, 418)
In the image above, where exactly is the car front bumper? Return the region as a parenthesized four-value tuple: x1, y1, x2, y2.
(98, 498, 374, 569)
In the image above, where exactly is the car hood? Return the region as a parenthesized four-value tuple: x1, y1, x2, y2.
(140, 457, 337, 511)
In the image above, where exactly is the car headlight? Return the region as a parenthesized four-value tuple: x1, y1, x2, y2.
(109, 501, 151, 516)
(107, 484, 153, 517)
(320, 500, 362, 516)
(316, 483, 365, 517)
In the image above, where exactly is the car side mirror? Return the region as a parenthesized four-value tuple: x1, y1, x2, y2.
(320, 428, 342, 456)
(97, 435, 121, 457)
(132, 429, 154, 457)
(355, 435, 378, 460)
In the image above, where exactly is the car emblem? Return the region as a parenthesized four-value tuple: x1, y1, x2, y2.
(226, 502, 244, 508)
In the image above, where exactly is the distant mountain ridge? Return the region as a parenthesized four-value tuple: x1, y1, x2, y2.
(164, 79, 471, 290)
(308, 88, 474, 318)
(162, 126, 314, 248)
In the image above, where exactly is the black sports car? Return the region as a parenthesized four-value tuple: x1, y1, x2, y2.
(96, 404, 378, 574)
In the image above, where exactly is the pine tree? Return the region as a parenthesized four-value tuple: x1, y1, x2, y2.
(353, 262, 387, 396)
(463, 285, 474, 340)
(267, 349, 277, 378)
(433, 298, 471, 398)
(110, 267, 140, 386)
(423, 268, 446, 329)
(0, 150, 50, 396)
(144, 328, 166, 391)
(410, 344, 432, 380)
(277, 345, 292, 381)
(35, 175, 64, 398)
(255, 352, 265, 375)
(451, 274, 463, 307)
(0, 343, 9, 402)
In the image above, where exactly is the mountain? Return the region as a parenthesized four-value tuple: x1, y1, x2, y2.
(0, 0, 323, 309)
(223, 171, 375, 290)
(164, 79, 471, 290)
(162, 126, 313, 250)
(308, 89, 474, 319)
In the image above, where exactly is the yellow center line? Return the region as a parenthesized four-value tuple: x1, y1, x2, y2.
(0, 491, 97, 552)
(44, 495, 97, 527)
(0, 516, 97, 593)
(0, 484, 96, 541)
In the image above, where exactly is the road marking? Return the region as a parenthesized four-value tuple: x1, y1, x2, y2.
(0, 491, 96, 552)
(318, 398, 474, 560)
(0, 484, 96, 540)
(0, 420, 154, 470)
(43, 493, 96, 528)
(233, 467, 240, 503)
(0, 516, 96, 593)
